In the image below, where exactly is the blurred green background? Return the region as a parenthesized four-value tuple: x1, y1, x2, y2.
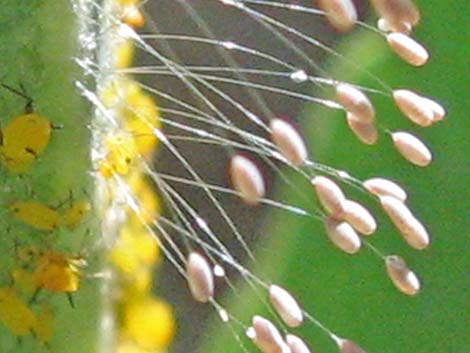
(200, 1, 470, 353)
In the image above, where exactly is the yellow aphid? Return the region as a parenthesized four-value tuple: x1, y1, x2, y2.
(62, 200, 91, 230)
(125, 227, 159, 266)
(97, 161, 114, 179)
(122, 91, 160, 158)
(33, 303, 54, 344)
(32, 250, 85, 293)
(121, 5, 145, 28)
(124, 112, 159, 159)
(0, 113, 52, 174)
(110, 224, 159, 274)
(122, 267, 153, 298)
(101, 78, 159, 126)
(10, 201, 61, 231)
(98, 134, 138, 178)
(0, 287, 36, 336)
(114, 39, 135, 69)
(100, 78, 160, 158)
(125, 118, 158, 159)
(122, 297, 175, 349)
(100, 78, 141, 109)
(127, 174, 160, 224)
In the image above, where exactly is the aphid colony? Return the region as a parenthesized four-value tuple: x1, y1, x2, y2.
(0, 27, 170, 351)
(9, 199, 91, 232)
(0, 89, 91, 348)
(118, 0, 146, 29)
(0, 250, 87, 348)
(0, 189, 91, 347)
(92, 1, 175, 348)
(0, 0, 175, 350)
(97, 79, 175, 352)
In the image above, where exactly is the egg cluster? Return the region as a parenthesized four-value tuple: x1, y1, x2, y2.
(85, 1, 444, 352)
(0, 0, 445, 351)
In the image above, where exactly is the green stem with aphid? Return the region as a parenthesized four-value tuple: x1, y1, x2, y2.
(0, 1, 101, 352)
